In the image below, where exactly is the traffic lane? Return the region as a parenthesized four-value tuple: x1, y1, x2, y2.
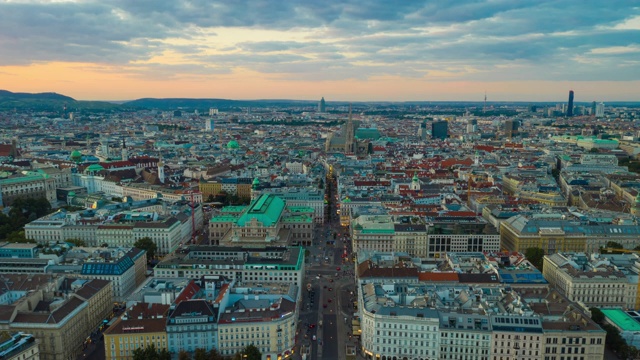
(321, 313, 338, 360)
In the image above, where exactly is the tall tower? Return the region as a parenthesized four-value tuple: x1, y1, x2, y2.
(318, 97, 326, 112)
(344, 104, 355, 154)
(158, 158, 165, 184)
(483, 91, 487, 114)
(567, 90, 574, 117)
(596, 102, 605, 118)
(418, 120, 427, 140)
(431, 120, 448, 140)
(121, 136, 128, 160)
(410, 173, 420, 191)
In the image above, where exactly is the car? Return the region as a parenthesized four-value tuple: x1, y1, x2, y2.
(328, 299, 332, 303)
(309, 324, 316, 329)
(323, 285, 327, 289)
(323, 304, 327, 308)
(336, 267, 341, 271)
(329, 279, 333, 283)
(312, 335, 317, 341)
(328, 287, 333, 291)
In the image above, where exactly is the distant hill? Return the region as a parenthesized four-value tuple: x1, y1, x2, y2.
(124, 98, 318, 111)
(0, 90, 120, 112)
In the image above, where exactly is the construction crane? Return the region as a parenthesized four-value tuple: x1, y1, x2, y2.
(189, 191, 196, 245)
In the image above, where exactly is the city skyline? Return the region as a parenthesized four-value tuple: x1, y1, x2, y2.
(0, 1, 639, 101)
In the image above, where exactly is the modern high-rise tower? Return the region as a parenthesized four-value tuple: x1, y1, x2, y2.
(596, 102, 605, 118)
(567, 90, 574, 117)
(418, 120, 428, 140)
(431, 120, 448, 140)
(504, 120, 520, 139)
(466, 119, 478, 134)
(205, 119, 214, 131)
(318, 97, 326, 112)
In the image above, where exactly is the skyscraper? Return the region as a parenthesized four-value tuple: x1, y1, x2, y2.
(466, 119, 477, 134)
(418, 120, 427, 140)
(431, 120, 448, 140)
(318, 97, 326, 112)
(205, 119, 214, 131)
(504, 120, 519, 139)
(567, 90, 574, 117)
(596, 102, 605, 118)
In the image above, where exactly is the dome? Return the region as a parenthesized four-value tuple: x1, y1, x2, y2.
(70, 150, 83, 162)
(68, 191, 76, 197)
(227, 140, 240, 149)
(84, 164, 104, 174)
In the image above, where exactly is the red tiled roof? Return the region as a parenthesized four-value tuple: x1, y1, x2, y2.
(174, 280, 201, 304)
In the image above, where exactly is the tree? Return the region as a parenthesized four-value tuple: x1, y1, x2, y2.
(589, 147, 600, 153)
(635, 245, 640, 251)
(235, 345, 261, 360)
(590, 307, 605, 324)
(524, 247, 545, 271)
(178, 350, 191, 360)
(134, 237, 157, 259)
(132, 344, 171, 360)
(207, 349, 224, 360)
(66, 238, 86, 247)
(606, 241, 623, 249)
(194, 348, 208, 360)
(159, 348, 171, 360)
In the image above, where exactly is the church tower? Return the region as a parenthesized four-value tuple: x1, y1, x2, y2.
(121, 137, 128, 161)
(410, 172, 420, 191)
(474, 150, 480, 166)
(158, 158, 165, 184)
(344, 104, 355, 154)
(251, 177, 261, 201)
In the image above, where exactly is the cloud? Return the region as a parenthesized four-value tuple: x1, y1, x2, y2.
(0, 0, 638, 82)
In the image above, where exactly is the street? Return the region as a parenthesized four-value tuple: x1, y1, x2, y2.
(294, 175, 361, 360)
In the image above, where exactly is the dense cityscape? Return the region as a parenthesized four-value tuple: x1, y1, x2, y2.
(0, 91, 638, 360)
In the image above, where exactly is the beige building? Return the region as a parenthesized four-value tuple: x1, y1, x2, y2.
(210, 194, 314, 247)
(0, 279, 113, 360)
(217, 297, 298, 359)
(103, 302, 169, 360)
(122, 183, 203, 203)
(543, 253, 631, 308)
(0, 171, 54, 207)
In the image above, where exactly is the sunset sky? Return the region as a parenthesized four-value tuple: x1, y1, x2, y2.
(1, 1, 639, 102)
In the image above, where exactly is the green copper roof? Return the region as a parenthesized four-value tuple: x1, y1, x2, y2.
(227, 140, 240, 149)
(85, 164, 105, 173)
(287, 206, 315, 214)
(221, 205, 248, 213)
(0, 175, 46, 185)
(210, 214, 241, 223)
(355, 128, 381, 140)
(236, 194, 285, 227)
(252, 177, 260, 185)
(601, 309, 640, 332)
(283, 215, 313, 223)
